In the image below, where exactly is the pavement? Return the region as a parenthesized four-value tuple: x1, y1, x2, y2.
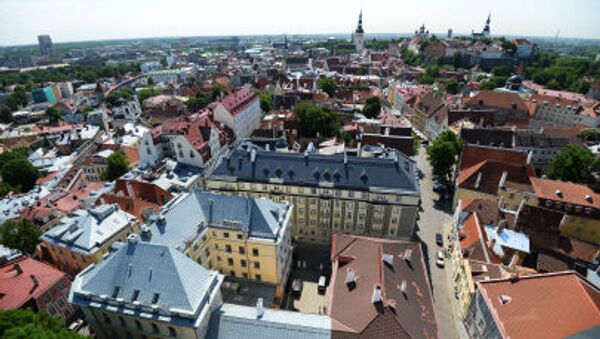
(413, 145, 466, 339)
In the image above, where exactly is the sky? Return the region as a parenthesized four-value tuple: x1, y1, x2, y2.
(1, 0, 599, 46)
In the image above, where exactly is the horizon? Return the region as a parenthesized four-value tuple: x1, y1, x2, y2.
(1, 0, 600, 46)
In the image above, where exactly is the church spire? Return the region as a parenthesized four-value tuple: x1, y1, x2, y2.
(356, 10, 364, 34)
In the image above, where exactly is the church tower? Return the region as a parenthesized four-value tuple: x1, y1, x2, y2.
(352, 10, 365, 52)
(483, 13, 491, 37)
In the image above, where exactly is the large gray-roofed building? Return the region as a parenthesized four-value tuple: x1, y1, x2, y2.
(210, 145, 420, 194)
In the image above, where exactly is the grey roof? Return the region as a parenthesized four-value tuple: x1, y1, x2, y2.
(42, 204, 135, 255)
(207, 303, 331, 339)
(141, 191, 288, 250)
(71, 240, 220, 319)
(210, 145, 420, 194)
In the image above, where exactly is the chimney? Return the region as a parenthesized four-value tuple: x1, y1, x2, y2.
(400, 280, 407, 295)
(499, 171, 508, 190)
(13, 263, 23, 275)
(250, 148, 256, 163)
(345, 267, 356, 286)
(474, 172, 482, 190)
(29, 275, 39, 294)
(256, 298, 265, 318)
(372, 285, 383, 303)
(526, 151, 532, 165)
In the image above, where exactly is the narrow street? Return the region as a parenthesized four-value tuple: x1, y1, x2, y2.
(413, 145, 459, 339)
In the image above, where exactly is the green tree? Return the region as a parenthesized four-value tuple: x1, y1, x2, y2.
(501, 40, 517, 54)
(1, 158, 39, 193)
(426, 131, 464, 182)
(577, 128, 600, 143)
(186, 92, 210, 112)
(5, 86, 28, 111)
(318, 78, 337, 97)
(293, 102, 340, 138)
(480, 76, 508, 90)
(0, 182, 15, 196)
(100, 151, 130, 181)
(401, 48, 421, 66)
(491, 65, 511, 77)
(0, 309, 85, 339)
(0, 219, 41, 254)
(160, 56, 168, 67)
(257, 91, 273, 113)
(445, 79, 460, 95)
(137, 86, 162, 104)
(0, 104, 12, 123)
(362, 96, 382, 119)
(210, 84, 226, 100)
(547, 144, 599, 183)
(45, 106, 62, 125)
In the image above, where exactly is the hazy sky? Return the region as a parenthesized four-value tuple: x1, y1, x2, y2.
(1, 0, 599, 46)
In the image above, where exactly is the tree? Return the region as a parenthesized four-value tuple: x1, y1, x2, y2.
(186, 92, 210, 112)
(362, 96, 382, 119)
(210, 84, 226, 100)
(577, 128, 600, 143)
(100, 151, 130, 181)
(257, 91, 273, 113)
(1, 158, 39, 193)
(293, 102, 340, 138)
(5, 87, 28, 111)
(445, 79, 460, 95)
(0, 104, 12, 123)
(501, 40, 517, 54)
(491, 65, 511, 77)
(0, 309, 85, 339)
(0, 219, 41, 254)
(45, 106, 62, 125)
(318, 78, 337, 97)
(480, 76, 508, 90)
(427, 131, 464, 182)
(137, 86, 162, 104)
(160, 56, 168, 67)
(547, 144, 599, 183)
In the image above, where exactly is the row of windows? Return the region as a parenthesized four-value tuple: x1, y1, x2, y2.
(103, 312, 177, 337)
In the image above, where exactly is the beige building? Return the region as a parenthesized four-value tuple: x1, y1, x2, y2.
(207, 143, 421, 244)
(141, 190, 293, 292)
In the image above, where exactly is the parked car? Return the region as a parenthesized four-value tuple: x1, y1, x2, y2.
(292, 279, 303, 298)
(436, 251, 445, 268)
(436, 233, 443, 247)
(318, 275, 328, 294)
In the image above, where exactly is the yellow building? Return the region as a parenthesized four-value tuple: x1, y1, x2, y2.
(140, 190, 293, 290)
(207, 143, 421, 244)
(40, 204, 139, 276)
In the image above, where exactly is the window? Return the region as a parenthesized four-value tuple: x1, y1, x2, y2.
(151, 323, 159, 333)
(242, 272, 248, 278)
(239, 246, 245, 255)
(254, 261, 260, 269)
(168, 326, 177, 337)
(224, 232, 230, 238)
(252, 248, 259, 256)
(237, 234, 243, 240)
(228, 258, 234, 266)
(256, 274, 262, 281)
(225, 244, 232, 253)
(135, 320, 142, 330)
(152, 293, 160, 304)
(241, 259, 247, 267)
(131, 289, 140, 301)
(230, 270, 236, 277)
(189, 150, 195, 158)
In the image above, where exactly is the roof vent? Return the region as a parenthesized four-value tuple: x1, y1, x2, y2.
(400, 280, 407, 294)
(360, 169, 368, 182)
(555, 190, 563, 198)
(372, 285, 383, 303)
(474, 172, 482, 189)
(345, 267, 356, 286)
(403, 248, 413, 262)
(13, 263, 23, 275)
(388, 299, 397, 309)
(585, 195, 593, 203)
(499, 294, 512, 305)
(383, 254, 394, 267)
(127, 233, 139, 244)
(250, 148, 256, 163)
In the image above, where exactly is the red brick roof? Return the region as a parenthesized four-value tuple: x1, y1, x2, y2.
(0, 257, 66, 310)
(464, 91, 529, 112)
(98, 179, 173, 221)
(328, 235, 438, 339)
(477, 271, 600, 339)
(457, 144, 533, 187)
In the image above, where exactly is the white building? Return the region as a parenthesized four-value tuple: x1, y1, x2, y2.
(69, 239, 224, 339)
(139, 111, 232, 169)
(212, 87, 261, 139)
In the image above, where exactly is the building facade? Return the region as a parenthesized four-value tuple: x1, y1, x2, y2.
(212, 87, 262, 139)
(207, 143, 421, 244)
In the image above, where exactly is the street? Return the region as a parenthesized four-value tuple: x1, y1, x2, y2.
(413, 145, 460, 339)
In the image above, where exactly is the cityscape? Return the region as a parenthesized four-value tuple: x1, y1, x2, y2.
(1, 1, 600, 339)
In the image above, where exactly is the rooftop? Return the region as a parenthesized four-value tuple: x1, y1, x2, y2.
(211, 145, 420, 194)
(477, 271, 600, 339)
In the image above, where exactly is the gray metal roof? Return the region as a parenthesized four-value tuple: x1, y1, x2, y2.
(140, 191, 288, 250)
(42, 204, 136, 255)
(71, 240, 220, 317)
(207, 303, 331, 339)
(210, 146, 420, 194)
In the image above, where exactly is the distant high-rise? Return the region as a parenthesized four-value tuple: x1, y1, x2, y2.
(37, 35, 53, 56)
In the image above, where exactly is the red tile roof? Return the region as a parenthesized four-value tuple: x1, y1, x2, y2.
(464, 91, 529, 112)
(457, 144, 533, 187)
(530, 177, 600, 209)
(477, 271, 600, 339)
(219, 87, 258, 117)
(328, 235, 438, 339)
(0, 257, 66, 310)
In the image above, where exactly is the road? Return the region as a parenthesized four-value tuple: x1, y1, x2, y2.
(413, 145, 459, 339)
